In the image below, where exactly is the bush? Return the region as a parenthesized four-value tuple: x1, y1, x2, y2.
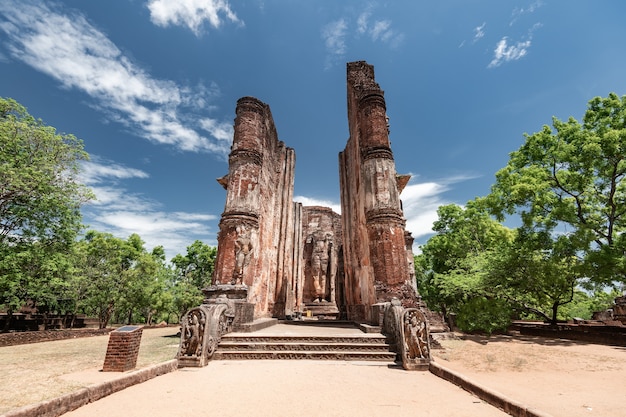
(455, 296, 512, 334)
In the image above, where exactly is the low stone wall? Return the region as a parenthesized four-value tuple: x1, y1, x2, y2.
(1, 360, 178, 417)
(429, 361, 553, 417)
(0, 328, 112, 347)
(0, 314, 99, 331)
(516, 323, 626, 346)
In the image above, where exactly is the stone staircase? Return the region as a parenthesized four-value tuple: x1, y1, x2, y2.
(213, 325, 397, 361)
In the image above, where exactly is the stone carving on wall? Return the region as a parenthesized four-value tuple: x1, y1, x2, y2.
(180, 309, 205, 357)
(177, 303, 234, 368)
(400, 308, 430, 370)
(403, 309, 429, 360)
(233, 225, 253, 285)
(310, 230, 333, 302)
(382, 299, 430, 371)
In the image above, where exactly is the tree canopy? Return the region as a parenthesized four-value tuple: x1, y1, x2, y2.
(487, 93, 626, 286)
(0, 97, 92, 244)
(417, 93, 626, 331)
(0, 97, 93, 325)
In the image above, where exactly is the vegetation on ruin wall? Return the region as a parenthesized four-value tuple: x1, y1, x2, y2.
(417, 93, 626, 332)
(0, 97, 216, 331)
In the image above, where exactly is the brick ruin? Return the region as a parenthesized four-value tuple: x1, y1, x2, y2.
(209, 61, 421, 324)
(340, 61, 419, 321)
(212, 97, 298, 319)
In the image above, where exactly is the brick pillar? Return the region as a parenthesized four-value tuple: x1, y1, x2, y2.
(102, 326, 143, 372)
(340, 61, 413, 321)
(213, 97, 296, 319)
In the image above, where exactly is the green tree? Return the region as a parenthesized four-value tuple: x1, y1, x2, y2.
(0, 97, 92, 330)
(170, 240, 217, 288)
(484, 228, 582, 325)
(120, 242, 178, 325)
(0, 97, 92, 244)
(415, 202, 514, 326)
(72, 231, 137, 328)
(169, 240, 217, 320)
(487, 93, 626, 287)
(0, 240, 74, 328)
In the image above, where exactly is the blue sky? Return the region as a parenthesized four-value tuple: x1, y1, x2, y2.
(2, 1, 626, 260)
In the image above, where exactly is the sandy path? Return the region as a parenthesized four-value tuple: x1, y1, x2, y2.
(7, 325, 624, 416)
(433, 334, 626, 417)
(63, 360, 508, 417)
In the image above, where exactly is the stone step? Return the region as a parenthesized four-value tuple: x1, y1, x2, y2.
(220, 335, 388, 344)
(218, 342, 393, 352)
(213, 350, 397, 361)
(214, 333, 397, 362)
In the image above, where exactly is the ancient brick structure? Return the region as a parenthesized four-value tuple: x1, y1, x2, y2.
(339, 61, 417, 321)
(209, 62, 419, 323)
(102, 326, 143, 372)
(301, 206, 344, 317)
(212, 97, 298, 318)
(178, 61, 434, 368)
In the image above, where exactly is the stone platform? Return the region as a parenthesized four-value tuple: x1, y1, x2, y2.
(213, 322, 396, 361)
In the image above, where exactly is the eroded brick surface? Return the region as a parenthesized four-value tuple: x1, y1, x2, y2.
(212, 62, 421, 323)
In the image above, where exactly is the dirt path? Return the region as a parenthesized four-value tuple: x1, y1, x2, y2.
(3, 326, 625, 416)
(62, 360, 509, 417)
(433, 333, 626, 417)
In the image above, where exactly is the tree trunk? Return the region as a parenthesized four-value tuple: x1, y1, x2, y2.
(99, 302, 114, 329)
(1, 310, 12, 333)
(550, 302, 559, 326)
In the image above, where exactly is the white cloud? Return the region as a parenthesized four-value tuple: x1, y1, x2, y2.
(80, 158, 217, 260)
(400, 175, 479, 251)
(355, 11, 404, 47)
(488, 23, 541, 68)
(356, 10, 370, 34)
(402, 181, 450, 240)
(485, 2, 546, 68)
(323, 6, 404, 69)
(459, 22, 485, 48)
(199, 118, 234, 143)
(370, 20, 391, 41)
(294, 196, 341, 215)
(511, 1, 543, 26)
(90, 210, 216, 260)
(473, 22, 486, 42)
(488, 37, 531, 68)
(146, 0, 241, 36)
(322, 19, 348, 69)
(0, 1, 232, 155)
(80, 158, 149, 185)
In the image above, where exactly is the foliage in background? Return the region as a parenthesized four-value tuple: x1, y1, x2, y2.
(169, 240, 217, 320)
(415, 202, 513, 328)
(0, 97, 93, 330)
(455, 297, 513, 334)
(417, 93, 626, 332)
(487, 92, 626, 288)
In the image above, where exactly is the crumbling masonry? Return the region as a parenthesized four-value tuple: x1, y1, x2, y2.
(177, 61, 436, 369)
(209, 61, 420, 323)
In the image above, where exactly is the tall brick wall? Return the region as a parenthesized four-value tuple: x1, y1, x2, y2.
(213, 97, 297, 319)
(211, 61, 418, 323)
(339, 61, 413, 321)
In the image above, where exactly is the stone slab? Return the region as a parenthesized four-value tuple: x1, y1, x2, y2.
(236, 318, 278, 333)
